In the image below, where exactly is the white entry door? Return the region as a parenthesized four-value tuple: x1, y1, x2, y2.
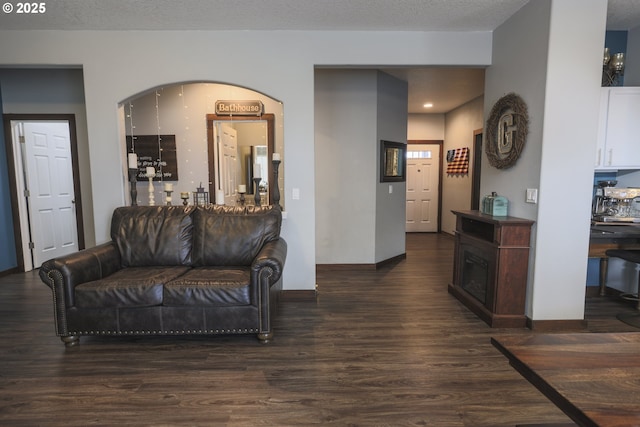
(20, 121, 79, 267)
(406, 144, 440, 232)
(215, 122, 239, 205)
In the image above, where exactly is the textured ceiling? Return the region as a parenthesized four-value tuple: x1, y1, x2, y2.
(381, 67, 486, 114)
(0, 0, 636, 31)
(0, 0, 635, 113)
(607, 0, 640, 30)
(0, 0, 531, 31)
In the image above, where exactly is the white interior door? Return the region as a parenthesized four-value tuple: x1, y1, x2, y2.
(20, 121, 79, 267)
(406, 144, 440, 232)
(215, 122, 238, 205)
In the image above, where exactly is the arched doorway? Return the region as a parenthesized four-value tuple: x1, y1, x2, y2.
(120, 82, 284, 208)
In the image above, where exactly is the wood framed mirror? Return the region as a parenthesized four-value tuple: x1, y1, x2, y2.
(207, 113, 275, 205)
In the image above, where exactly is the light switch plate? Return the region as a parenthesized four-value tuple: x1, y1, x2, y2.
(526, 188, 538, 204)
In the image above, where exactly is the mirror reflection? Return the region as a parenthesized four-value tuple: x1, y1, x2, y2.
(120, 82, 284, 208)
(218, 123, 267, 196)
(208, 114, 275, 206)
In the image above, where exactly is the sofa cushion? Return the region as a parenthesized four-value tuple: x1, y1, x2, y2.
(75, 266, 190, 308)
(191, 205, 281, 266)
(163, 267, 251, 306)
(111, 206, 194, 267)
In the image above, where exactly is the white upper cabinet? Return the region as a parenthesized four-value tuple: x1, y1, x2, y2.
(596, 87, 640, 170)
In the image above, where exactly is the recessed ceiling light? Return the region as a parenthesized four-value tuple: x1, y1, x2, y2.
(423, 103, 433, 108)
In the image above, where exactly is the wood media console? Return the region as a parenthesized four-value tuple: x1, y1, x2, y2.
(448, 210, 534, 328)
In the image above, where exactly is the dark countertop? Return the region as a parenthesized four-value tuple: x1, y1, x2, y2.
(492, 333, 640, 427)
(452, 209, 534, 225)
(590, 223, 640, 240)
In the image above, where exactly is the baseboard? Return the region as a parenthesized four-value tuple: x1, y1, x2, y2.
(516, 423, 577, 427)
(316, 253, 406, 272)
(376, 253, 406, 268)
(585, 285, 626, 297)
(585, 286, 602, 297)
(526, 317, 588, 332)
(316, 264, 377, 271)
(0, 267, 20, 278)
(280, 290, 317, 302)
(586, 285, 625, 298)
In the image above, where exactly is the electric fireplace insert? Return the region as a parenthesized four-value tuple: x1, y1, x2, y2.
(448, 210, 534, 328)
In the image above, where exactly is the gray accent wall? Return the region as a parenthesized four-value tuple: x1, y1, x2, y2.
(375, 71, 408, 263)
(0, 86, 17, 272)
(0, 68, 95, 256)
(622, 26, 640, 86)
(315, 69, 407, 265)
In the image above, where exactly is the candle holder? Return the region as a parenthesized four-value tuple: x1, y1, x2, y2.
(253, 177, 262, 206)
(128, 168, 138, 206)
(193, 182, 209, 206)
(180, 192, 190, 206)
(147, 171, 156, 206)
(165, 190, 173, 206)
(237, 190, 246, 206)
(272, 159, 281, 209)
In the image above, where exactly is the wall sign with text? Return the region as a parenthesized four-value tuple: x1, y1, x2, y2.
(215, 100, 264, 116)
(126, 135, 179, 181)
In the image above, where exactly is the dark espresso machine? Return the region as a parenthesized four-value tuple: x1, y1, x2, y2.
(592, 180, 640, 223)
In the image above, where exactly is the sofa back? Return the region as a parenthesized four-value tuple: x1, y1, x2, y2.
(191, 205, 282, 266)
(111, 206, 194, 267)
(110, 205, 282, 268)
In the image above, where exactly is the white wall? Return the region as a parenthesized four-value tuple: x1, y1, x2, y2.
(441, 96, 484, 235)
(0, 29, 493, 290)
(532, 0, 607, 321)
(485, 0, 607, 320)
(408, 114, 444, 140)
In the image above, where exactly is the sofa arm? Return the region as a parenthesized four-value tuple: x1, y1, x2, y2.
(251, 238, 287, 342)
(251, 238, 287, 286)
(39, 242, 121, 313)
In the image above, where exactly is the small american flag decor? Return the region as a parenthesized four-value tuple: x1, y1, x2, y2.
(446, 147, 469, 175)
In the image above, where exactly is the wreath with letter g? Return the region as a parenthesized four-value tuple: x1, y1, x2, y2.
(485, 93, 529, 169)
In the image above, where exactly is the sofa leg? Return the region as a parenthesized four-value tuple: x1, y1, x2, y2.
(257, 332, 273, 343)
(61, 335, 80, 347)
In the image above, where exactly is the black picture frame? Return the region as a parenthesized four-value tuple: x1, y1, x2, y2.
(380, 140, 406, 182)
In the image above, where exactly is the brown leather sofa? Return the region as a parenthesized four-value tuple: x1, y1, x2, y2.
(39, 205, 286, 347)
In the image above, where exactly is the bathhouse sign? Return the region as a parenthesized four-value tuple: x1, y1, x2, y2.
(215, 100, 264, 116)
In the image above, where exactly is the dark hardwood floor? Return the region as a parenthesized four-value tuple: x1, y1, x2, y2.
(1, 233, 638, 426)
